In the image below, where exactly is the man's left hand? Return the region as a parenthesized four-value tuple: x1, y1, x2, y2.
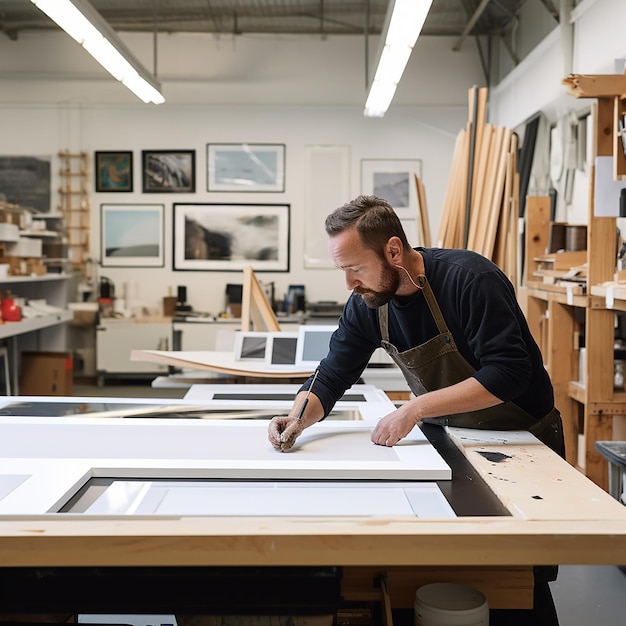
(370, 406, 418, 446)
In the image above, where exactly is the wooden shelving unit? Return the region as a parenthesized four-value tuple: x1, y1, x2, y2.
(523, 73, 626, 490)
(58, 151, 90, 277)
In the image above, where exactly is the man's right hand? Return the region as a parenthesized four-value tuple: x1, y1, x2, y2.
(268, 414, 304, 451)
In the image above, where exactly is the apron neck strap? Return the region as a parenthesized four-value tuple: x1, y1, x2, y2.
(378, 275, 450, 339)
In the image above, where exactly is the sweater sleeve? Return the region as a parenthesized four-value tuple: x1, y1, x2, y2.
(298, 294, 379, 417)
(459, 270, 534, 401)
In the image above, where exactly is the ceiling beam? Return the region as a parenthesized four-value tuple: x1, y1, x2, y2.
(453, 0, 492, 51)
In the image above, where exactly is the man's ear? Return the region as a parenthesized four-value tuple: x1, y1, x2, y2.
(386, 236, 403, 264)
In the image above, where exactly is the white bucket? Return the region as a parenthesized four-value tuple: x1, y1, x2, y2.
(414, 583, 489, 626)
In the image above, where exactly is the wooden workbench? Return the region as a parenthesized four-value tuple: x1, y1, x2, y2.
(0, 416, 625, 613)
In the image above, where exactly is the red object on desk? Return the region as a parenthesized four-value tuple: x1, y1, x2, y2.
(1, 297, 22, 322)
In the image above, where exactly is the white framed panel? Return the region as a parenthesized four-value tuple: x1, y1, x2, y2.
(265, 333, 299, 367)
(233, 331, 271, 361)
(0, 417, 452, 514)
(295, 324, 338, 367)
(74, 479, 456, 518)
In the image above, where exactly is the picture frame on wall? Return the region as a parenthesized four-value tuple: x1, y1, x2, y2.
(94, 151, 133, 192)
(100, 203, 165, 267)
(360, 158, 422, 218)
(173, 203, 290, 272)
(142, 150, 195, 193)
(0, 155, 51, 211)
(207, 143, 285, 192)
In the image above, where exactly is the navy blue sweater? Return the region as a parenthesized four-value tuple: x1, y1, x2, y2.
(306, 247, 554, 421)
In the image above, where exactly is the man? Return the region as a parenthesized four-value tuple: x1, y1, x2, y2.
(267, 194, 564, 626)
(268, 195, 564, 457)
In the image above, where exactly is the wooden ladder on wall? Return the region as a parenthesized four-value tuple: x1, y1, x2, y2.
(58, 151, 90, 278)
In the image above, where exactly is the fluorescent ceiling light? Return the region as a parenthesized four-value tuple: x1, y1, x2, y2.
(30, 0, 164, 104)
(364, 0, 434, 117)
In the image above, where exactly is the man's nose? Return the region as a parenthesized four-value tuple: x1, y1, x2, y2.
(345, 272, 359, 290)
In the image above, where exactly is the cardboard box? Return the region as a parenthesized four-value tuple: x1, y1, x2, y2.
(20, 351, 73, 396)
(0, 255, 47, 276)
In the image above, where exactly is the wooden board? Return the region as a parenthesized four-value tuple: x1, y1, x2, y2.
(132, 349, 314, 378)
(486, 128, 512, 258)
(414, 174, 431, 247)
(524, 196, 551, 284)
(438, 128, 472, 248)
(241, 265, 280, 332)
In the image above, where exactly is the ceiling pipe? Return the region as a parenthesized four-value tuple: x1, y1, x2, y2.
(453, 0, 492, 52)
(560, 0, 574, 76)
(364, 0, 370, 89)
(152, 0, 159, 77)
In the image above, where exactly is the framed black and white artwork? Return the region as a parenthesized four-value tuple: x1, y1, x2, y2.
(173, 203, 290, 272)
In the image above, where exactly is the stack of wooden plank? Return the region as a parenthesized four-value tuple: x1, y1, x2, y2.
(437, 87, 519, 283)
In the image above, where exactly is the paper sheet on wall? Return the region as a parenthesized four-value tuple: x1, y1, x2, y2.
(593, 156, 626, 217)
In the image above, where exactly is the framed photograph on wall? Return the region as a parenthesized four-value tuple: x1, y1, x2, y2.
(360, 159, 422, 218)
(173, 203, 290, 272)
(100, 203, 165, 267)
(207, 143, 285, 192)
(95, 151, 133, 192)
(142, 150, 195, 193)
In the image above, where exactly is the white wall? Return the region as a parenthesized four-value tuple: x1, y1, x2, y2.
(0, 30, 482, 314)
(490, 0, 626, 129)
(1, 2, 622, 316)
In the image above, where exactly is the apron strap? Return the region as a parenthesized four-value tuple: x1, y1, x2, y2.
(419, 275, 449, 334)
(379, 304, 390, 342)
(378, 275, 449, 341)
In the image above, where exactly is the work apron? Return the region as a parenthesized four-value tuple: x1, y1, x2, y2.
(378, 274, 565, 457)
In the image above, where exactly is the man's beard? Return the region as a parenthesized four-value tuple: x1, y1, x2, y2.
(354, 262, 400, 308)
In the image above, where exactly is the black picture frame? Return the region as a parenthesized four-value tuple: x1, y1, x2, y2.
(142, 150, 196, 193)
(173, 202, 290, 272)
(94, 151, 133, 192)
(100, 203, 165, 268)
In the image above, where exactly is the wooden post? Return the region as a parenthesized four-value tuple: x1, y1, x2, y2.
(240, 266, 281, 332)
(414, 174, 431, 247)
(524, 196, 552, 285)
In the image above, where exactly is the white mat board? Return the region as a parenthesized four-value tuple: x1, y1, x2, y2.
(0, 417, 451, 481)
